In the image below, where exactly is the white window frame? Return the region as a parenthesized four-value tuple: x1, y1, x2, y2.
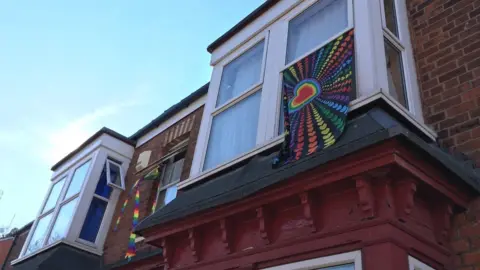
(155, 148, 187, 208)
(262, 250, 362, 270)
(408, 256, 435, 270)
(186, 0, 429, 188)
(15, 135, 133, 264)
(106, 159, 125, 190)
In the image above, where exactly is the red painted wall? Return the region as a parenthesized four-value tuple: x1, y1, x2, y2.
(0, 238, 13, 267)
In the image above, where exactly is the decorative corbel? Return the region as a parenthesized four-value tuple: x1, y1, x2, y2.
(188, 228, 200, 262)
(256, 206, 272, 245)
(299, 191, 317, 232)
(433, 200, 453, 245)
(355, 175, 376, 219)
(162, 237, 171, 269)
(394, 177, 417, 222)
(220, 218, 232, 254)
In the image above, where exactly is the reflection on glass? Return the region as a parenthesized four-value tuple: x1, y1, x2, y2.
(65, 160, 91, 199)
(287, 0, 348, 63)
(217, 41, 264, 107)
(79, 197, 107, 242)
(25, 213, 53, 255)
(385, 40, 408, 108)
(384, 0, 398, 36)
(157, 185, 178, 209)
(42, 177, 66, 214)
(47, 197, 78, 244)
(204, 91, 261, 171)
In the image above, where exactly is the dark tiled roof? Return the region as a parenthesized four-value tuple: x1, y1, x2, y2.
(207, 0, 279, 53)
(105, 248, 163, 269)
(135, 106, 480, 232)
(129, 83, 209, 141)
(51, 127, 135, 171)
(12, 243, 102, 270)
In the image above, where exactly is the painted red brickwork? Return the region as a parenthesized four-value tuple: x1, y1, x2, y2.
(407, 0, 480, 164)
(0, 238, 14, 267)
(103, 106, 204, 265)
(407, 1, 480, 269)
(1, 227, 31, 270)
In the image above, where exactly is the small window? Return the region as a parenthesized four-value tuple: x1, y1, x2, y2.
(383, 0, 398, 37)
(408, 256, 435, 270)
(156, 151, 186, 208)
(41, 177, 66, 214)
(286, 0, 348, 63)
(385, 39, 408, 108)
(262, 251, 360, 270)
(106, 160, 124, 190)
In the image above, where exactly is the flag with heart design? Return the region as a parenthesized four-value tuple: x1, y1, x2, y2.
(274, 29, 355, 166)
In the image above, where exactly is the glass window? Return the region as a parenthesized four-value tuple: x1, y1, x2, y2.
(318, 264, 354, 270)
(79, 197, 107, 243)
(385, 39, 408, 108)
(108, 161, 122, 187)
(286, 0, 348, 63)
(47, 197, 78, 244)
(384, 0, 398, 36)
(42, 177, 66, 214)
(204, 91, 261, 171)
(217, 41, 265, 107)
(25, 213, 53, 255)
(64, 160, 91, 199)
(157, 185, 178, 208)
(94, 165, 112, 199)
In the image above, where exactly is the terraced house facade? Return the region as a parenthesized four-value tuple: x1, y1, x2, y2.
(2, 0, 480, 269)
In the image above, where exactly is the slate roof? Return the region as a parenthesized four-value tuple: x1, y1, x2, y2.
(135, 106, 480, 232)
(11, 243, 102, 270)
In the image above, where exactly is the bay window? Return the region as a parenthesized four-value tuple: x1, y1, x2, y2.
(17, 132, 133, 262)
(186, 0, 429, 186)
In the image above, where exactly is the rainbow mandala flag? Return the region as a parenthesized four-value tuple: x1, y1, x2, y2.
(276, 29, 355, 165)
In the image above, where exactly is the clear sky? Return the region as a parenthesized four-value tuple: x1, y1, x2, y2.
(0, 0, 263, 231)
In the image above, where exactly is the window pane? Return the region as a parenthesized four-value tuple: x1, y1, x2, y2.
(164, 185, 177, 205)
(217, 41, 264, 107)
(385, 40, 408, 108)
(204, 91, 261, 171)
(108, 162, 122, 186)
(95, 164, 112, 199)
(162, 162, 174, 186)
(170, 158, 185, 183)
(41, 177, 66, 214)
(47, 197, 78, 245)
(79, 197, 107, 243)
(65, 161, 91, 199)
(25, 213, 53, 255)
(384, 0, 398, 36)
(287, 0, 348, 63)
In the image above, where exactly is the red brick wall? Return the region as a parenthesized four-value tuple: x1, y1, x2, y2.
(2, 229, 30, 270)
(407, 0, 480, 269)
(0, 238, 13, 267)
(103, 106, 204, 265)
(407, 0, 480, 164)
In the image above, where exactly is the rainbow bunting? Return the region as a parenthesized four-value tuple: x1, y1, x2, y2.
(125, 186, 141, 260)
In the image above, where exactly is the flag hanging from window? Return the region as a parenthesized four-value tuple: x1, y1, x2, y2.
(275, 29, 355, 165)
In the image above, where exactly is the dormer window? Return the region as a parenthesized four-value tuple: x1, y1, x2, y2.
(16, 129, 134, 263)
(188, 0, 430, 186)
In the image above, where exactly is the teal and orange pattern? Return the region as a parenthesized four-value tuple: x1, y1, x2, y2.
(277, 29, 355, 164)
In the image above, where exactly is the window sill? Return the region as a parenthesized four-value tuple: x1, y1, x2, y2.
(11, 239, 102, 265)
(180, 90, 436, 190)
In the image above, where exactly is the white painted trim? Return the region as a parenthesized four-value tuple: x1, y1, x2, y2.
(408, 256, 435, 270)
(262, 250, 362, 270)
(106, 160, 125, 190)
(135, 94, 206, 147)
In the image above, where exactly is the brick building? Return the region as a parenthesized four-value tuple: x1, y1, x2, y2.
(4, 0, 480, 269)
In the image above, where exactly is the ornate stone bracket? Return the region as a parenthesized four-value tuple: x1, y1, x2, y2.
(394, 178, 417, 222)
(355, 175, 376, 219)
(256, 206, 272, 245)
(220, 218, 233, 254)
(188, 228, 200, 262)
(433, 200, 453, 245)
(299, 191, 317, 232)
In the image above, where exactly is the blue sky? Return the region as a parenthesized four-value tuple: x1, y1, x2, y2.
(0, 0, 263, 230)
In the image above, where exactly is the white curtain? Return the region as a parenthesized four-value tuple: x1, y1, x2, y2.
(204, 91, 261, 171)
(217, 41, 264, 106)
(286, 0, 348, 63)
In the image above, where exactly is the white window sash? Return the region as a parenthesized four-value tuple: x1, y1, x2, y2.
(262, 250, 362, 270)
(106, 160, 125, 190)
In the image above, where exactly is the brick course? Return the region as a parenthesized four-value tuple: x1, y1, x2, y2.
(408, 0, 480, 269)
(103, 106, 204, 265)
